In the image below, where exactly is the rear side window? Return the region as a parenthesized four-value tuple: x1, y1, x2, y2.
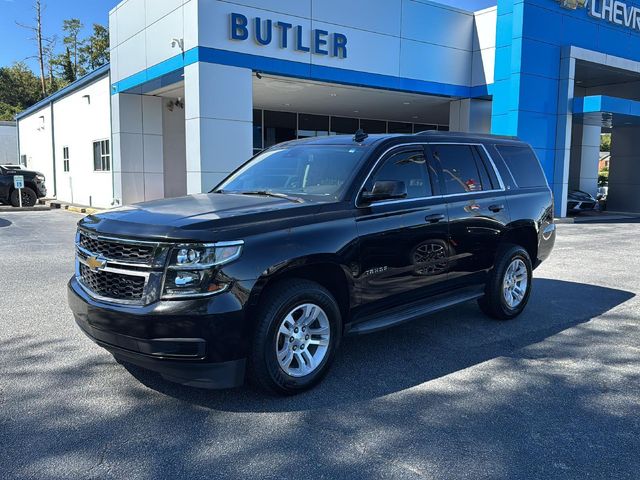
(495, 145, 547, 188)
(432, 145, 491, 195)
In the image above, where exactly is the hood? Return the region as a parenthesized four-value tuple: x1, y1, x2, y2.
(79, 193, 323, 241)
(2, 167, 43, 177)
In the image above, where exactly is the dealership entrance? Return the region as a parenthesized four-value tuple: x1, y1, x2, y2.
(570, 59, 640, 213)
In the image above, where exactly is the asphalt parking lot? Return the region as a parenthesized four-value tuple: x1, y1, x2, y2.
(1, 211, 639, 480)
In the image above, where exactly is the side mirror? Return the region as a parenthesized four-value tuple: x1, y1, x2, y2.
(360, 180, 407, 204)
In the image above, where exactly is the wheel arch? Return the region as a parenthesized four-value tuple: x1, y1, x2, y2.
(501, 222, 539, 266)
(247, 256, 353, 329)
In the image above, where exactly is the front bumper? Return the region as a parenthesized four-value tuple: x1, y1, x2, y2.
(36, 182, 47, 198)
(68, 277, 251, 389)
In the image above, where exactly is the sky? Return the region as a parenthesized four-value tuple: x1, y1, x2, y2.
(0, 0, 497, 70)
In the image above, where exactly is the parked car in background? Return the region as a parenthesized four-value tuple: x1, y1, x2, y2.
(0, 165, 23, 170)
(68, 131, 555, 395)
(0, 165, 47, 207)
(567, 190, 597, 213)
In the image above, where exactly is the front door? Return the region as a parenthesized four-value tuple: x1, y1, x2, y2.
(428, 143, 510, 286)
(353, 146, 449, 317)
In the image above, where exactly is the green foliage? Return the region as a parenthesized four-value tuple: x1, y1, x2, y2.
(1, 15, 110, 118)
(81, 24, 110, 71)
(0, 62, 42, 120)
(62, 18, 86, 80)
(600, 133, 611, 152)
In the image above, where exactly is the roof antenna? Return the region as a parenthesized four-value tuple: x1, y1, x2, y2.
(353, 129, 368, 143)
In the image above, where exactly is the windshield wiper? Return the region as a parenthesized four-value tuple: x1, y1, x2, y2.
(236, 190, 304, 204)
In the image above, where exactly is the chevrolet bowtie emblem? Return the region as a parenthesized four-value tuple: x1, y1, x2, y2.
(86, 256, 107, 272)
(556, 0, 587, 10)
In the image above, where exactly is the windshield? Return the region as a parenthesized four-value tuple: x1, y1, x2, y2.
(215, 144, 368, 200)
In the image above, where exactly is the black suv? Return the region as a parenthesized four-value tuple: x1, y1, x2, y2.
(68, 132, 555, 394)
(0, 165, 47, 207)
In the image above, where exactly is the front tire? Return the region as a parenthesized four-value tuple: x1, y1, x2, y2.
(10, 187, 37, 207)
(478, 245, 533, 320)
(248, 279, 341, 395)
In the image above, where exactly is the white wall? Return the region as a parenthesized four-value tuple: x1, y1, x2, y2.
(52, 75, 113, 207)
(472, 7, 497, 86)
(108, 0, 497, 89)
(109, 0, 194, 84)
(0, 122, 18, 164)
(17, 104, 54, 185)
(162, 100, 187, 198)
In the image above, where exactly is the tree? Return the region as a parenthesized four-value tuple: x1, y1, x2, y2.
(62, 18, 85, 81)
(16, 0, 48, 97)
(81, 24, 110, 71)
(0, 63, 42, 120)
(600, 133, 611, 153)
(56, 47, 76, 84)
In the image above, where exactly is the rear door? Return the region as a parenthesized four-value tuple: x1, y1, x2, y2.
(428, 143, 510, 286)
(353, 145, 449, 315)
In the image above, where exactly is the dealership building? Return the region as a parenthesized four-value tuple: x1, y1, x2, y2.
(15, 0, 640, 215)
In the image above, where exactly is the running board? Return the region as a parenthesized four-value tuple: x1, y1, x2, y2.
(346, 286, 485, 336)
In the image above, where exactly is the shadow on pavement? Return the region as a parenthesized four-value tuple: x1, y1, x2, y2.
(1, 278, 638, 479)
(121, 278, 635, 412)
(0, 218, 12, 228)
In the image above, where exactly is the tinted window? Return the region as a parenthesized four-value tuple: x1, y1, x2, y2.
(360, 119, 386, 134)
(433, 145, 485, 194)
(331, 116, 359, 135)
(369, 150, 431, 199)
(495, 145, 547, 188)
(298, 114, 329, 138)
(264, 111, 296, 148)
(388, 122, 412, 134)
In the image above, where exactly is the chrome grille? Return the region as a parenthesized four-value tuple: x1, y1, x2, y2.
(75, 230, 166, 305)
(79, 264, 145, 301)
(78, 232, 155, 263)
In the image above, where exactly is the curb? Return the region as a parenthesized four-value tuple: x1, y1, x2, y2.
(47, 201, 104, 215)
(0, 205, 52, 212)
(554, 217, 574, 224)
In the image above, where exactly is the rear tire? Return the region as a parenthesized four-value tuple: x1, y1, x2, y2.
(248, 279, 341, 395)
(10, 187, 37, 207)
(478, 244, 532, 320)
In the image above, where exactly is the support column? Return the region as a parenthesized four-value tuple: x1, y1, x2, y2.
(184, 62, 253, 193)
(608, 126, 640, 213)
(449, 99, 492, 133)
(111, 93, 165, 205)
(577, 124, 601, 198)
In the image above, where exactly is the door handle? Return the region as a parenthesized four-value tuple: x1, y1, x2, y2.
(425, 213, 445, 223)
(488, 204, 505, 213)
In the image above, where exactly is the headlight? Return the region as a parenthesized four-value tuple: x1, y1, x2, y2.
(162, 241, 243, 298)
(36, 174, 45, 182)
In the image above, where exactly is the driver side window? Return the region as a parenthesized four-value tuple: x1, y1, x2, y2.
(368, 150, 432, 199)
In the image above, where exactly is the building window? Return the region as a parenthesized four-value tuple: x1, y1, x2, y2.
(360, 119, 387, 134)
(264, 110, 296, 149)
(298, 114, 329, 139)
(330, 116, 359, 135)
(20, 155, 27, 167)
(93, 139, 111, 171)
(388, 122, 413, 134)
(253, 109, 263, 155)
(63, 146, 70, 172)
